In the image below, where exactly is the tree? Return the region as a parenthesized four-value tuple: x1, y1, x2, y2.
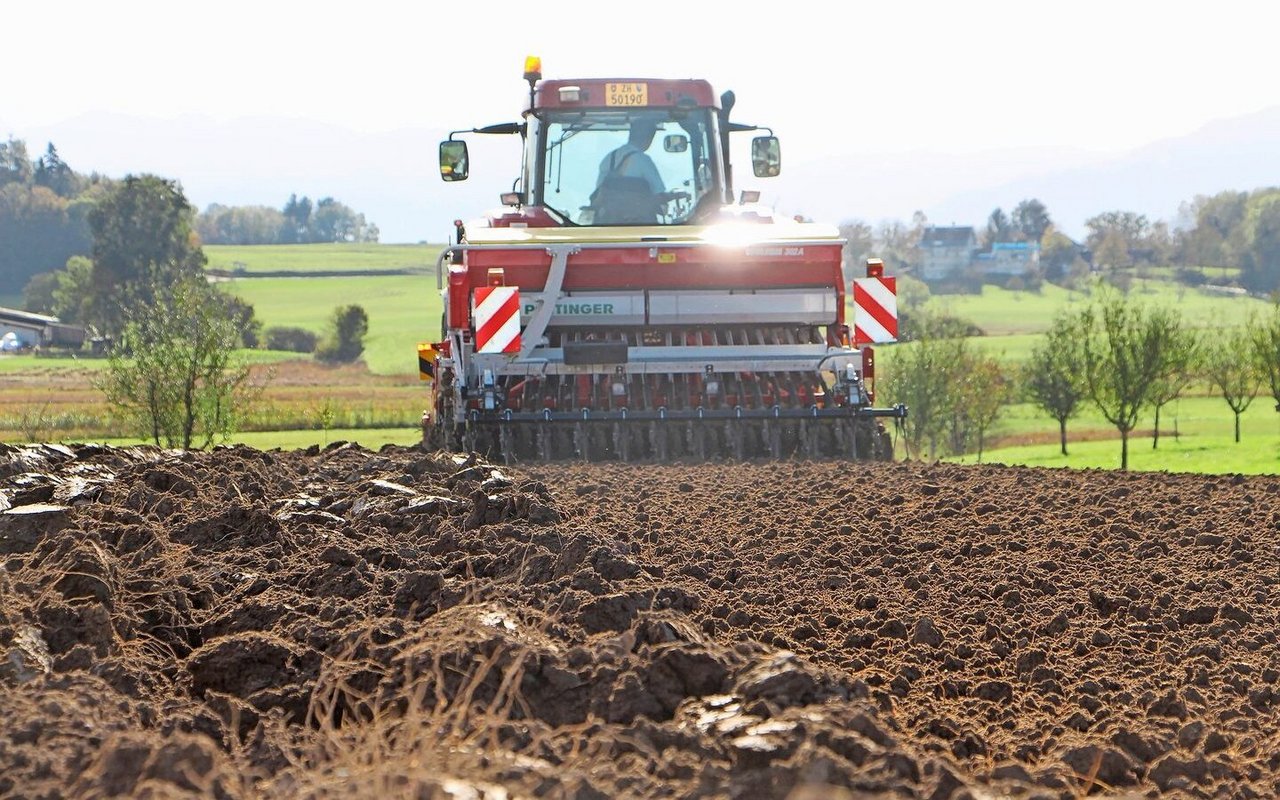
(316, 304, 369, 363)
(1248, 303, 1280, 424)
(196, 203, 286, 245)
(1205, 326, 1260, 443)
(839, 220, 875, 273)
(1146, 308, 1198, 449)
(1039, 227, 1076, 282)
(0, 181, 93, 290)
(1023, 312, 1088, 455)
(21, 272, 58, 314)
(1176, 190, 1248, 269)
(1011, 199, 1052, 243)
(874, 220, 920, 274)
(1079, 292, 1172, 470)
(892, 275, 931, 335)
(281, 193, 313, 243)
(264, 326, 319, 353)
(955, 353, 1009, 461)
(219, 293, 262, 349)
(50, 256, 96, 325)
(88, 174, 206, 335)
(1240, 191, 1280, 293)
(196, 196, 378, 245)
(1093, 230, 1132, 271)
(0, 137, 33, 187)
(96, 278, 252, 449)
(1146, 220, 1175, 267)
(34, 143, 79, 198)
(884, 313, 970, 459)
(310, 197, 372, 243)
(1085, 210, 1150, 254)
(985, 208, 1010, 246)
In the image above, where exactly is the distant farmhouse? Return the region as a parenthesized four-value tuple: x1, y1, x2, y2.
(976, 242, 1040, 277)
(918, 225, 1041, 284)
(919, 226, 978, 281)
(0, 307, 86, 352)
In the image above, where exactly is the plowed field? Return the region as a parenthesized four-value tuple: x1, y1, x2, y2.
(2, 444, 1278, 799)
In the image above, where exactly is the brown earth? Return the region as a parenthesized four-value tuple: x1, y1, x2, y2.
(2, 443, 1278, 799)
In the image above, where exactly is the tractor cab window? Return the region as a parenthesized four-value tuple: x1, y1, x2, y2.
(539, 109, 716, 226)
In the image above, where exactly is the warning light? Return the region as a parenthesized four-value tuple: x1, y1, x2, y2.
(523, 55, 542, 83)
(865, 258, 884, 278)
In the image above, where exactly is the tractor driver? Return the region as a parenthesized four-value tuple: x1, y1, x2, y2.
(592, 117, 669, 224)
(597, 117, 665, 195)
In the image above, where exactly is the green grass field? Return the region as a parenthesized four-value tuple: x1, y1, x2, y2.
(922, 281, 1272, 336)
(939, 393, 1280, 474)
(205, 243, 445, 274)
(967, 434, 1280, 474)
(225, 274, 442, 376)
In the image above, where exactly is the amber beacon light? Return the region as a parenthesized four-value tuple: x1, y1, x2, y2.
(523, 55, 542, 83)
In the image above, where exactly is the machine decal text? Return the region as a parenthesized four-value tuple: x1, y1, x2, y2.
(524, 302, 616, 316)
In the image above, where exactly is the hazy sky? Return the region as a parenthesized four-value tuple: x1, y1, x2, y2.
(5, 0, 1279, 160)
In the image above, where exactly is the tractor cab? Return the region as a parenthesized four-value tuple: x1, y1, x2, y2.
(439, 58, 781, 229)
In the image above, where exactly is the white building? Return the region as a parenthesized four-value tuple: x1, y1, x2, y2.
(0, 307, 85, 350)
(918, 226, 978, 281)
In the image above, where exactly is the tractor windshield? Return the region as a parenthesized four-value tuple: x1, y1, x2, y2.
(538, 108, 718, 226)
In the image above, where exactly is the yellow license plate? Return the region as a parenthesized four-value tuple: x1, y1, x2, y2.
(606, 82, 648, 106)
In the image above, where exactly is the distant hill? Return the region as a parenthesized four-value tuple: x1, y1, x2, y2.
(16, 105, 1280, 241)
(925, 106, 1280, 237)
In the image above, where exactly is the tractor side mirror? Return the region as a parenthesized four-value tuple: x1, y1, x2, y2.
(439, 140, 469, 182)
(751, 136, 781, 178)
(663, 134, 689, 153)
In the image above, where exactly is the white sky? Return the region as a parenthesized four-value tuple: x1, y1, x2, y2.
(5, 0, 1280, 160)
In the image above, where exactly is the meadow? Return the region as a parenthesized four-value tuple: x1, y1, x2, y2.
(224, 273, 443, 376)
(944, 394, 1280, 474)
(205, 242, 443, 274)
(919, 278, 1272, 338)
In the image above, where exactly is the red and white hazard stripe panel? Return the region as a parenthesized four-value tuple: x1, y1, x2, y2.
(853, 277, 898, 344)
(472, 286, 521, 354)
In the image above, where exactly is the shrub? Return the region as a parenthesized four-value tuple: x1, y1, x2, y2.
(96, 278, 253, 449)
(315, 304, 369, 363)
(265, 326, 319, 353)
(899, 310, 983, 341)
(1175, 266, 1209, 287)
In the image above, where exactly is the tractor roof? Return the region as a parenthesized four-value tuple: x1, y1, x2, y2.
(528, 79, 718, 112)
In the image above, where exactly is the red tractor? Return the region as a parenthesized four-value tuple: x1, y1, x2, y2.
(420, 57, 905, 461)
